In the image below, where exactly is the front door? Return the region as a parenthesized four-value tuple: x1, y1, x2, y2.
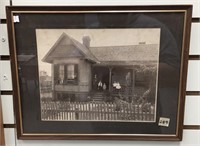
(92, 67, 109, 92)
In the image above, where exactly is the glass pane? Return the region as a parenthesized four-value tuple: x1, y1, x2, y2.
(59, 65, 65, 83)
(67, 64, 75, 79)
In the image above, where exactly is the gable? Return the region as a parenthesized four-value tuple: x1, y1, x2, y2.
(46, 45, 83, 60)
(42, 33, 98, 64)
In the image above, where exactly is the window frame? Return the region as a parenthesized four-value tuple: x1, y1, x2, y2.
(55, 64, 79, 85)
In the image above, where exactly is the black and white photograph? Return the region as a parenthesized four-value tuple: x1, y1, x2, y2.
(36, 29, 160, 122)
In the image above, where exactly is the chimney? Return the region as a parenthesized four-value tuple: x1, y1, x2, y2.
(82, 36, 91, 48)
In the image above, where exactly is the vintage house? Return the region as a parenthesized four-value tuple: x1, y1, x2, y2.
(42, 33, 159, 102)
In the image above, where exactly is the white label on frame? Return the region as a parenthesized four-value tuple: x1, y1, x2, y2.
(158, 117, 170, 127)
(13, 15, 20, 23)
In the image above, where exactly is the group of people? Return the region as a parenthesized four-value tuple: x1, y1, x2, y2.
(97, 80, 107, 91)
(93, 74, 107, 91)
(93, 72, 132, 92)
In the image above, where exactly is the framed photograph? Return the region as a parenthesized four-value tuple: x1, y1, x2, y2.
(6, 5, 192, 141)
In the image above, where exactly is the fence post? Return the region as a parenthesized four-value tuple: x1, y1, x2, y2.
(75, 107, 79, 120)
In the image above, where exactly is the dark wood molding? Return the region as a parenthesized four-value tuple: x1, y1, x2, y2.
(183, 125, 200, 130)
(3, 124, 16, 128)
(2, 123, 199, 130)
(0, 19, 6, 24)
(10, 0, 13, 6)
(1, 91, 13, 95)
(0, 55, 10, 60)
(0, 16, 199, 24)
(0, 96, 5, 146)
(189, 55, 200, 60)
(186, 91, 200, 96)
(192, 17, 200, 23)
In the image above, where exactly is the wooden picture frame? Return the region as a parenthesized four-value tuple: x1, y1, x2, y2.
(6, 5, 192, 141)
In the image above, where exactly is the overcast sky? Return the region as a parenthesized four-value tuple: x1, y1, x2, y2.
(36, 29, 160, 75)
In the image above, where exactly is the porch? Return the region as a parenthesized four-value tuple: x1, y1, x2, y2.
(91, 66, 147, 101)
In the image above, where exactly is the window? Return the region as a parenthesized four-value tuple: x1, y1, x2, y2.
(59, 65, 65, 84)
(67, 64, 75, 80)
(54, 64, 78, 84)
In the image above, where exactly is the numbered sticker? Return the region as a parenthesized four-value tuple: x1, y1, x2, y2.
(158, 117, 170, 127)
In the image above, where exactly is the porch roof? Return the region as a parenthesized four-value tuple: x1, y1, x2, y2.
(93, 61, 158, 66)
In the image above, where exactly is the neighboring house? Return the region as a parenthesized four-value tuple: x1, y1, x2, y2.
(42, 33, 159, 102)
(39, 71, 52, 98)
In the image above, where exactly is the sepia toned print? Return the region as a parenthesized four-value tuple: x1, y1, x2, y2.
(36, 29, 160, 122)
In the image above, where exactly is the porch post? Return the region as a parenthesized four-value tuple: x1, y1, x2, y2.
(109, 67, 113, 92)
(132, 69, 136, 96)
(52, 64, 56, 100)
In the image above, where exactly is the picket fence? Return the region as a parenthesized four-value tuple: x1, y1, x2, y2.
(41, 101, 155, 122)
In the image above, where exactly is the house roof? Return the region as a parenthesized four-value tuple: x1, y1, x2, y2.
(42, 33, 98, 63)
(42, 33, 159, 66)
(90, 44, 159, 65)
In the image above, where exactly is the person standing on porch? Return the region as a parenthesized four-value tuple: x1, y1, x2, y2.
(103, 83, 107, 91)
(98, 80, 103, 91)
(93, 74, 98, 91)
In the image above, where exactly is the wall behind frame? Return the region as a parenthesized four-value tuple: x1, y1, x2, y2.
(0, 0, 200, 145)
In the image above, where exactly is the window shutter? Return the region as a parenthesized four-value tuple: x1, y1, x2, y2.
(54, 64, 59, 84)
(64, 65, 68, 82)
(75, 64, 78, 81)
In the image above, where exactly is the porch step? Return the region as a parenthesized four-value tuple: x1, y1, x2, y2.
(92, 93, 104, 101)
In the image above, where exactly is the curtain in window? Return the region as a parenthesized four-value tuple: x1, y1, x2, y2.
(67, 64, 75, 79)
(59, 65, 65, 83)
